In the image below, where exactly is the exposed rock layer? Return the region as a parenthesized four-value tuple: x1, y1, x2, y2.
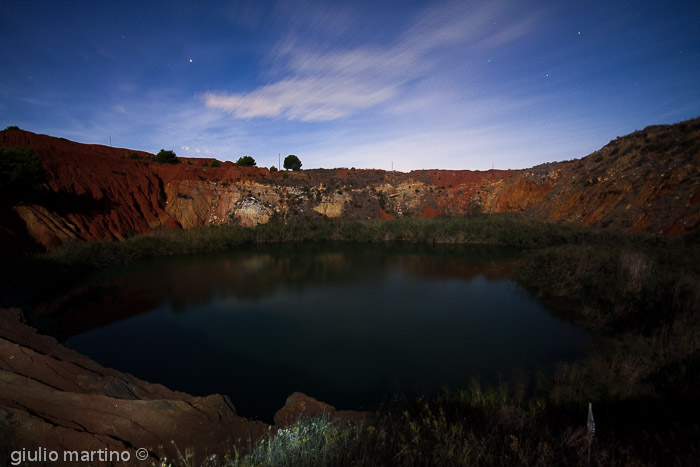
(0, 308, 370, 464)
(1, 118, 700, 252)
(0, 308, 269, 464)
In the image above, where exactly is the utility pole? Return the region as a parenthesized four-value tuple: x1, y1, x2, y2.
(109, 136, 112, 147)
(278, 153, 280, 169)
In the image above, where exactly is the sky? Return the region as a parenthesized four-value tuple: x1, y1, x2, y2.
(1, 1, 699, 171)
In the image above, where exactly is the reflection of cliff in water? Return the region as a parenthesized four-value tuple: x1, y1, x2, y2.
(34, 243, 522, 339)
(43, 242, 588, 420)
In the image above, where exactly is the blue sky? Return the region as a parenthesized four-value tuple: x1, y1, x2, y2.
(2, 1, 699, 171)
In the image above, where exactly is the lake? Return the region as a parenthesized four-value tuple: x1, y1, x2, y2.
(49, 243, 588, 421)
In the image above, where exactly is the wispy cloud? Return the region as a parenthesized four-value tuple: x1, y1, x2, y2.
(204, 2, 540, 122)
(204, 77, 396, 121)
(471, 13, 542, 49)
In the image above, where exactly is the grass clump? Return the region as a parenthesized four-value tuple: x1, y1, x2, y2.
(228, 417, 362, 467)
(47, 224, 256, 267)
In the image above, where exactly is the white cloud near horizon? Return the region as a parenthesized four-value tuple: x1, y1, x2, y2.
(204, 77, 397, 121)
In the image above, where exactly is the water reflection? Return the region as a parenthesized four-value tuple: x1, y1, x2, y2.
(44, 243, 587, 421)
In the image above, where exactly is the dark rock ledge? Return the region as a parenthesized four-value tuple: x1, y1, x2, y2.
(0, 308, 369, 465)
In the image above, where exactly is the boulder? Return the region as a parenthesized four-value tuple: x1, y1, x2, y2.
(274, 392, 371, 429)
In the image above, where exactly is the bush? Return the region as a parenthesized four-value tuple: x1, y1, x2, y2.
(270, 165, 278, 172)
(128, 152, 140, 159)
(0, 146, 47, 194)
(4, 125, 20, 131)
(208, 159, 221, 168)
(236, 155, 256, 167)
(284, 154, 302, 171)
(155, 149, 179, 164)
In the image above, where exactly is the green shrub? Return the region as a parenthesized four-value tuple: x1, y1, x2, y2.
(0, 146, 47, 194)
(128, 152, 140, 159)
(155, 149, 179, 164)
(270, 165, 278, 172)
(209, 159, 221, 168)
(4, 125, 20, 131)
(236, 155, 256, 167)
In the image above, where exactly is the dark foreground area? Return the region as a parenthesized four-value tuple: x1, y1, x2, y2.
(2, 214, 699, 465)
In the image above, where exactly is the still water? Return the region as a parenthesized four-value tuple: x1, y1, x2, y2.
(57, 243, 587, 421)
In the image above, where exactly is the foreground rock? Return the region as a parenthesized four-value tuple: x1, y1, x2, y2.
(0, 308, 269, 464)
(274, 392, 371, 429)
(0, 308, 373, 465)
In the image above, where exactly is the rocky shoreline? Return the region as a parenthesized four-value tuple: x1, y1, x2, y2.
(0, 308, 369, 465)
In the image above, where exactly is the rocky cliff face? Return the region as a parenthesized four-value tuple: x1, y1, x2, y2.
(525, 121, 700, 234)
(2, 118, 699, 252)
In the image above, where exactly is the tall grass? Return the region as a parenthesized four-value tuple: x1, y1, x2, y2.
(216, 381, 700, 466)
(45, 213, 606, 267)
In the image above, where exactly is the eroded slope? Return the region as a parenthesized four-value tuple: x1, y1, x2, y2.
(1, 117, 699, 253)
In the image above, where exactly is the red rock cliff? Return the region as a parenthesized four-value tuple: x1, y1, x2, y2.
(1, 117, 699, 252)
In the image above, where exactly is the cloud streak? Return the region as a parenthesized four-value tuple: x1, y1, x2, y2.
(204, 2, 540, 122)
(204, 77, 397, 121)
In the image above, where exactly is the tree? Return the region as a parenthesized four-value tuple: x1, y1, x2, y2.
(236, 155, 256, 167)
(283, 154, 302, 171)
(269, 165, 278, 172)
(208, 159, 221, 168)
(4, 125, 20, 131)
(155, 149, 179, 164)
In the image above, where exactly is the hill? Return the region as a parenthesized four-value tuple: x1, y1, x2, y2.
(1, 118, 699, 254)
